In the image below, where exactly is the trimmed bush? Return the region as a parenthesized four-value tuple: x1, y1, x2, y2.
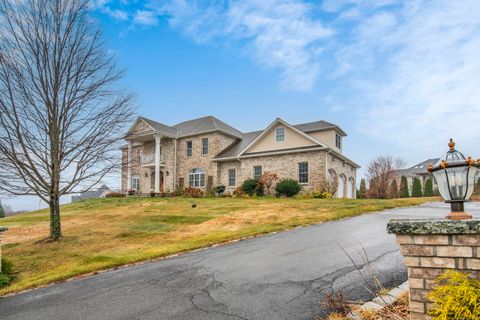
(427, 270, 480, 319)
(241, 179, 264, 197)
(424, 178, 434, 197)
(358, 179, 367, 199)
(105, 192, 125, 198)
(400, 176, 409, 198)
(275, 179, 301, 197)
(412, 177, 423, 197)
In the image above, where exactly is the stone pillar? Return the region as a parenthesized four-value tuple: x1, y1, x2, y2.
(0, 227, 7, 272)
(127, 140, 132, 190)
(154, 135, 162, 193)
(387, 219, 480, 320)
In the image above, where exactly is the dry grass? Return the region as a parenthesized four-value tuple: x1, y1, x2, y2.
(0, 197, 434, 295)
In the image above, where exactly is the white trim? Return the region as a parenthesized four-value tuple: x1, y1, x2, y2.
(237, 118, 326, 157)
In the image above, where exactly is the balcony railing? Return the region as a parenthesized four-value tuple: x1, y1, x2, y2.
(141, 154, 164, 165)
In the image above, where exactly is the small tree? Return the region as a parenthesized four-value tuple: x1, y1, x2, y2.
(424, 178, 434, 197)
(474, 177, 480, 195)
(366, 156, 398, 199)
(389, 180, 399, 198)
(412, 177, 423, 197)
(275, 179, 301, 197)
(400, 176, 410, 198)
(0, 201, 4, 218)
(242, 179, 264, 197)
(358, 179, 367, 199)
(259, 172, 278, 196)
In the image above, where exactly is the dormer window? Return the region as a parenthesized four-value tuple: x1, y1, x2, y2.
(276, 127, 285, 142)
(335, 133, 342, 149)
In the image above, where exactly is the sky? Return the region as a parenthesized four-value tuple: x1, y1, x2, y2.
(3, 0, 480, 211)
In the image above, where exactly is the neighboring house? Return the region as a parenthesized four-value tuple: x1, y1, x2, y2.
(394, 158, 440, 193)
(71, 184, 113, 202)
(121, 116, 360, 198)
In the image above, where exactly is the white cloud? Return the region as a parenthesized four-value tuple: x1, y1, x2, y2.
(157, 0, 332, 91)
(134, 10, 158, 26)
(338, 0, 480, 158)
(104, 8, 128, 20)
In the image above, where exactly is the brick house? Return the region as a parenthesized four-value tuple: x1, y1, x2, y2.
(121, 116, 359, 197)
(394, 158, 440, 194)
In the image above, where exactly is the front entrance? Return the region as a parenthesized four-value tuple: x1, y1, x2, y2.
(150, 171, 164, 192)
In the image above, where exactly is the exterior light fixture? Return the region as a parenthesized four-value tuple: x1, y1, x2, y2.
(428, 139, 479, 220)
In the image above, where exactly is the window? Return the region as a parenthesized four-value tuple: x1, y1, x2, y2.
(189, 168, 205, 188)
(201, 138, 209, 155)
(275, 127, 285, 142)
(186, 140, 192, 157)
(335, 134, 342, 149)
(298, 162, 308, 184)
(253, 166, 262, 179)
(228, 168, 236, 187)
(131, 176, 140, 191)
(136, 149, 142, 164)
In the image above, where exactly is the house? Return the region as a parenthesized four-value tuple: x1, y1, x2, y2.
(71, 184, 113, 202)
(121, 116, 360, 198)
(394, 158, 439, 193)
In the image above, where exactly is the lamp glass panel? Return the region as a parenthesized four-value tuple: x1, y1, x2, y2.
(433, 170, 451, 201)
(446, 166, 468, 201)
(466, 167, 479, 200)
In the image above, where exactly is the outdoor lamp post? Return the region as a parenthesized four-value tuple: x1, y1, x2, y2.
(428, 139, 480, 220)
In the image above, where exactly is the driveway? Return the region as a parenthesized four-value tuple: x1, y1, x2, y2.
(1, 202, 479, 320)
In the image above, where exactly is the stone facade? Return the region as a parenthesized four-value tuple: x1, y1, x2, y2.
(388, 219, 480, 320)
(121, 117, 358, 197)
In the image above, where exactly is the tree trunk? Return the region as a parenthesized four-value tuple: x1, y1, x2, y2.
(49, 193, 62, 240)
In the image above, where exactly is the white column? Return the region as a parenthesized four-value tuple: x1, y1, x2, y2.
(154, 135, 162, 193)
(127, 140, 132, 190)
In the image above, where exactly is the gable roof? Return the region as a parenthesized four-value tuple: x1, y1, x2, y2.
(215, 131, 263, 159)
(237, 118, 325, 157)
(139, 117, 178, 137)
(294, 120, 347, 136)
(173, 116, 243, 139)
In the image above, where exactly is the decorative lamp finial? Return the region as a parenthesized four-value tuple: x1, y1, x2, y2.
(448, 139, 455, 150)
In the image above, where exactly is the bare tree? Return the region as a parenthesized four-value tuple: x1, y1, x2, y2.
(258, 172, 278, 196)
(320, 169, 338, 195)
(0, 0, 133, 240)
(366, 156, 401, 199)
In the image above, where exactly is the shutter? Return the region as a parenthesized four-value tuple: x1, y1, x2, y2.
(179, 177, 184, 190)
(207, 176, 214, 190)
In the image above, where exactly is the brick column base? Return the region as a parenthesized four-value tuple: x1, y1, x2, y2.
(387, 219, 480, 320)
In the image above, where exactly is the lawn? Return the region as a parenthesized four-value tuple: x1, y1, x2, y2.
(0, 197, 435, 295)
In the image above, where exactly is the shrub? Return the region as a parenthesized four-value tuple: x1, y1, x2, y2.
(358, 179, 367, 199)
(412, 177, 423, 197)
(474, 177, 480, 195)
(105, 192, 125, 198)
(0, 201, 4, 218)
(232, 186, 245, 197)
(424, 178, 434, 197)
(399, 176, 409, 198)
(258, 172, 278, 196)
(0, 257, 14, 287)
(215, 185, 226, 195)
(312, 190, 333, 199)
(241, 178, 264, 197)
(275, 179, 300, 197)
(427, 270, 480, 320)
(182, 188, 204, 198)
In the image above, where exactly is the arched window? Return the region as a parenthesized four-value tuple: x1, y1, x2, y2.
(189, 168, 205, 188)
(338, 174, 346, 198)
(347, 177, 355, 199)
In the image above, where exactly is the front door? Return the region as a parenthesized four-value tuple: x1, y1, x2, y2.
(151, 171, 165, 192)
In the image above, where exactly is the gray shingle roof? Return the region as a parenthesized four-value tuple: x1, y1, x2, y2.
(173, 116, 243, 138)
(139, 117, 178, 137)
(214, 131, 263, 159)
(294, 120, 347, 136)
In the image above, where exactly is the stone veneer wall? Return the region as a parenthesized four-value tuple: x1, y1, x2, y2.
(388, 219, 480, 320)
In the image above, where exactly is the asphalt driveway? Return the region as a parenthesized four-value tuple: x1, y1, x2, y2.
(2, 202, 479, 320)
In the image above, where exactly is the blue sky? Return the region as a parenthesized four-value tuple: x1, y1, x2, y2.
(4, 0, 480, 211)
